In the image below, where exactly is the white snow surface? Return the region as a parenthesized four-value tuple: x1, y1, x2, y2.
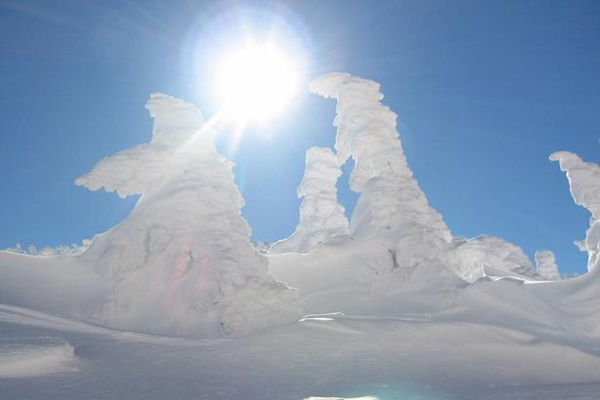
(271, 147, 349, 253)
(0, 336, 77, 378)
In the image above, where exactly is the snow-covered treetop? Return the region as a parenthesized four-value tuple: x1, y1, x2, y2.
(309, 72, 401, 192)
(550, 150, 600, 271)
(75, 94, 215, 199)
(550, 151, 600, 219)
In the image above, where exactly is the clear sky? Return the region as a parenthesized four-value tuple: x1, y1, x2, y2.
(1, 0, 599, 276)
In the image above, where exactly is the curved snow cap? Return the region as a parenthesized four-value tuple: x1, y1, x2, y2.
(309, 72, 451, 243)
(78, 94, 302, 338)
(551, 151, 600, 271)
(271, 147, 349, 253)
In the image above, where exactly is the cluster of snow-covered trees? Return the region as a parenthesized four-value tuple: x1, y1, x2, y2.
(60, 73, 600, 338)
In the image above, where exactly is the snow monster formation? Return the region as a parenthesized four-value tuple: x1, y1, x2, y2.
(551, 151, 600, 272)
(77, 94, 302, 337)
(295, 73, 542, 283)
(271, 147, 349, 253)
(309, 73, 453, 277)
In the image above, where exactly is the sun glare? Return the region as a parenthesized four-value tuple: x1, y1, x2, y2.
(215, 44, 299, 123)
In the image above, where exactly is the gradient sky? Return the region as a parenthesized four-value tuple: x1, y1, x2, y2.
(1, 0, 599, 276)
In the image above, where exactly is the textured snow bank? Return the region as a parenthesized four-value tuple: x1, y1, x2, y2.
(271, 147, 349, 253)
(77, 94, 302, 338)
(0, 337, 76, 378)
(551, 151, 600, 271)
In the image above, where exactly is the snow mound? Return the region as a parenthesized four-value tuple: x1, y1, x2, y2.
(77, 94, 302, 338)
(0, 337, 76, 378)
(271, 147, 349, 253)
(551, 151, 600, 271)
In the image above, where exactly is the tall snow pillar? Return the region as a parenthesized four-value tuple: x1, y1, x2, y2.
(271, 147, 349, 253)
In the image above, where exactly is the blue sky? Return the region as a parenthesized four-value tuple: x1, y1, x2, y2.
(1, 0, 599, 275)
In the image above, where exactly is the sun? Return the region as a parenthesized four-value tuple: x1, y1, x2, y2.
(215, 43, 299, 123)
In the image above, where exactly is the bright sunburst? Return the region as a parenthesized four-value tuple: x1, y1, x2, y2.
(215, 43, 299, 123)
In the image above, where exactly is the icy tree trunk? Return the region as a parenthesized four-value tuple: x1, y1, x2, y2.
(309, 73, 453, 275)
(271, 147, 349, 253)
(76, 94, 302, 337)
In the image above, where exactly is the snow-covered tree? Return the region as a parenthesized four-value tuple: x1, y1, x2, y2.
(550, 151, 600, 271)
(535, 249, 561, 281)
(77, 94, 302, 337)
(271, 147, 349, 253)
(309, 73, 453, 276)
(449, 235, 536, 282)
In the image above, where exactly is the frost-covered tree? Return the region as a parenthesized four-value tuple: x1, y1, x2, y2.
(77, 94, 302, 337)
(550, 151, 600, 272)
(449, 235, 536, 282)
(535, 249, 561, 281)
(271, 147, 349, 253)
(309, 73, 453, 275)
